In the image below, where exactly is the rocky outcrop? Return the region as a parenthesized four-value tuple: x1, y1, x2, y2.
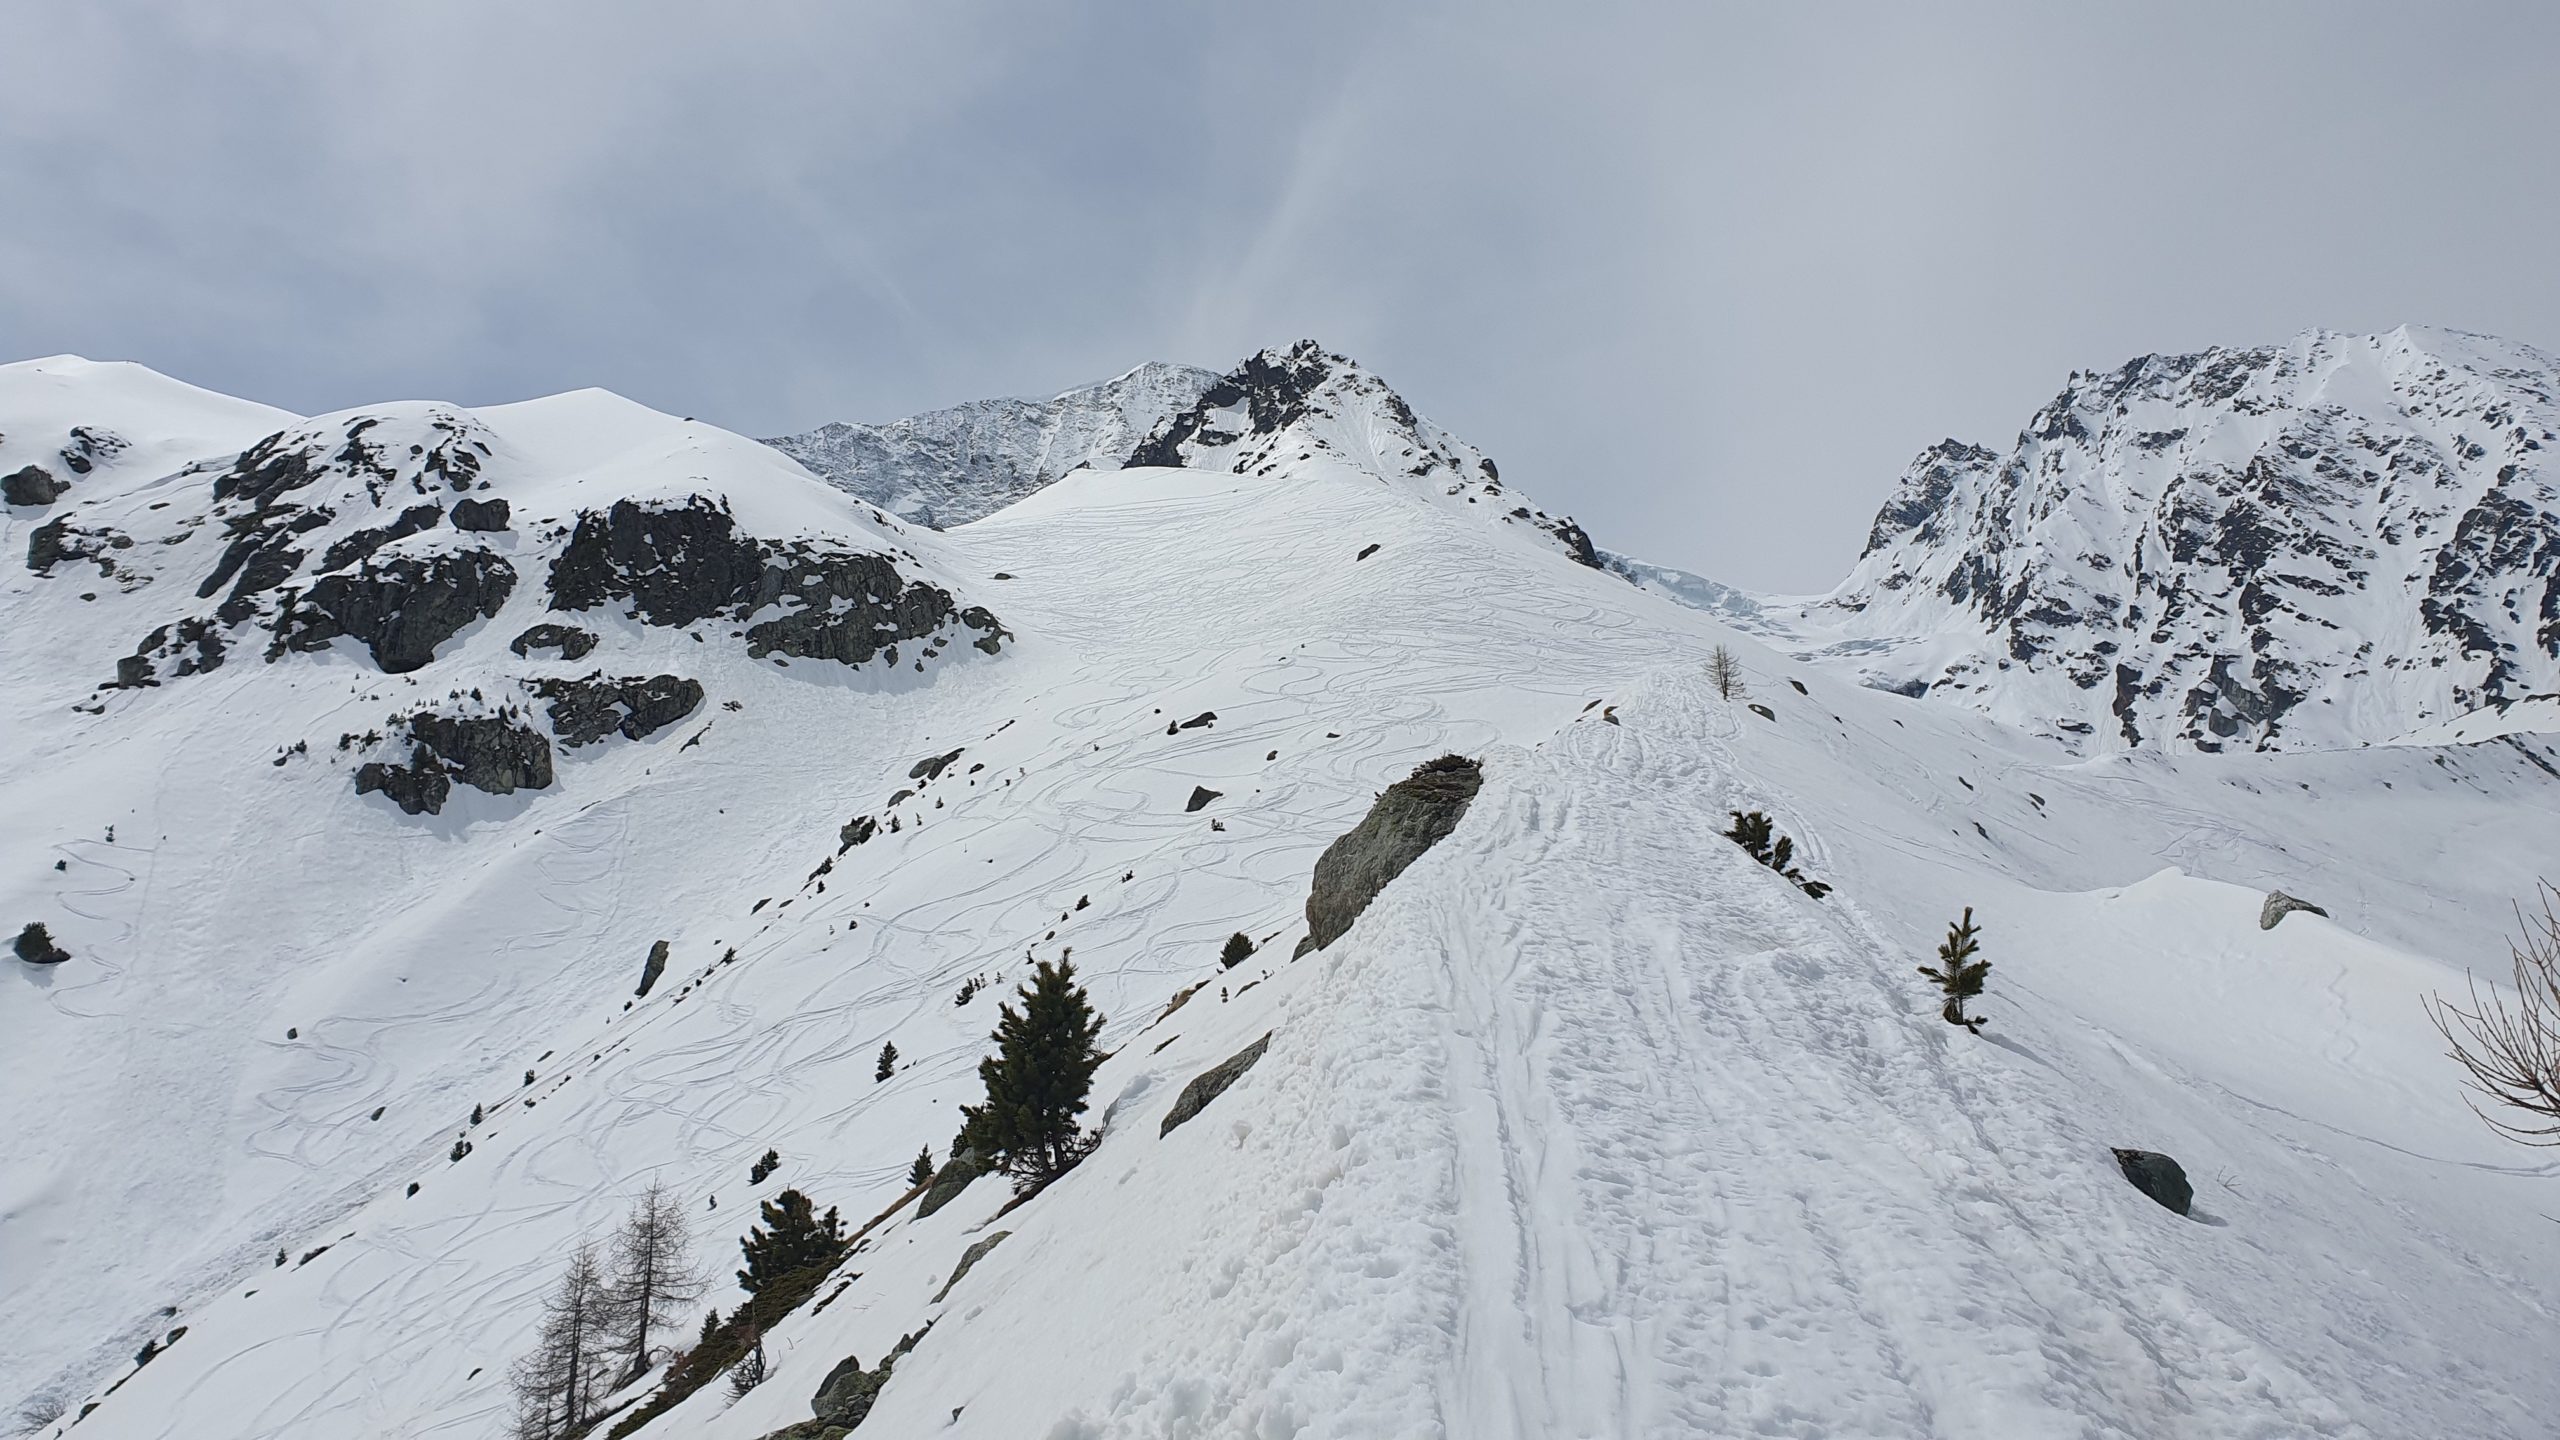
(1298, 754, 1484, 955)
(636, 940, 670, 997)
(115, 618, 227, 687)
(509, 623, 597, 661)
(908, 748, 964, 781)
(837, 816, 878, 851)
(27, 519, 132, 577)
(269, 548, 515, 673)
(930, 1231, 1009, 1303)
(2260, 891, 2329, 930)
(4, 465, 67, 506)
(915, 1147, 991, 1219)
(355, 711, 554, 815)
(1184, 786, 1221, 813)
(527, 673, 704, 746)
(546, 496, 1006, 666)
(14, 922, 70, 966)
(449, 495, 510, 531)
(1160, 1033, 1272, 1136)
(2111, 1148, 2194, 1216)
(805, 1325, 930, 1433)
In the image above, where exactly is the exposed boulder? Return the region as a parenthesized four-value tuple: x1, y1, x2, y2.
(930, 1230, 1010, 1303)
(636, 940, 669, 997)
(27, 518, 132, 577)
(270, 549, 516, 673)
(527, 673, 705, 746)
(508, 623, 597, 661)
(1185, 786, 1221, 812)
(2259, 891, 2329, 930)
(545, 496, 1006, 666)
(1297, 754, 1484, 955)
(2111, 1148, 2194, 1216)
(14, 922, 71, 966)
(355, 711, 554, 815)
(837, 816, 878, 852)
(4, 465, 67, 506)
(808, 1325, 929, 1431)
(449, 495, 511, 531)
(1160, 1033, 1272, 1137)
(914, 1147, 990, 1219)
(115, 618, 227, 688)
(908, 748, 964, 781)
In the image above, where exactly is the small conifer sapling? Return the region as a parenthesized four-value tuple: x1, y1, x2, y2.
(1219, 932, 1254, 970)
(876, 1041, 898, 1081)
(908, 1146, 935, 1188)
(1918, 907, 1991, 1032)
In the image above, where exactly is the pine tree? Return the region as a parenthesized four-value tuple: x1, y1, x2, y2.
(735, 1188, 846, 1296)
(1707, 645, 1747, 700)
(1725, 811, 1831, 899)
(955, 958, 1107, 1187)
(606, 1180, 704, 1382)
(1918, 907, 1991, 1032)
(507, 1241, 616, 1439)
(876, 1041, 898, 1081)
(1219, 932, 1254, 970)
(908, 1146, 935, 1188)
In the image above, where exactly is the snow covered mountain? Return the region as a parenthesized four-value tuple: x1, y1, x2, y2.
(8, 338, 2560, 1440)
(763, 362, 1217, 528)
(1784, 326, 2560, 753)
(773, 341, 1606, 570)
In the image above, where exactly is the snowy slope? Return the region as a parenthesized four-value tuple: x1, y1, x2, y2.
(1765, 327, 2560, 753)
(8, 348, 2560, 1440)
(764, 362, 1218, 528)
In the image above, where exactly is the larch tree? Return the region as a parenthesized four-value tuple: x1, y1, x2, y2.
(607, 1180, 704, 1382)
(1706, 645, 1747, 700)
(508, 1241, 616, 1440)
(2427, 881, 2560, 1145)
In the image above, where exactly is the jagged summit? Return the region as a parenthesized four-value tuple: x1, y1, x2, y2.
(773, 340, 1607, 568)
(764, 361, 1219, 528)
(1784, 325, 2560, 752)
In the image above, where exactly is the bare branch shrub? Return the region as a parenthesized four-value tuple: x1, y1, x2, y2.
(2427, 881, 2560, 1146)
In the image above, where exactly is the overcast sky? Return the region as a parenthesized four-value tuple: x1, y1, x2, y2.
(5, 3, 2555, 591)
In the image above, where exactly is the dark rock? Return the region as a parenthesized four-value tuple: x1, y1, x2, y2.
(27, 518, 131, 577)
(449, 496, 511, 531)
(1356, 543, 1380, 561)
(2259, 891, 2328, 930)
(14, 921, 71, 966)
(271, 548, 516, 673)
(114, 617, 227, 687)
(546, 496, 1004, 667)
(508, 623, 598, 661)
(4, 465, 67, 506)
(636, 940, 669, 997)
(317, 503, 442, 574)
(838, 816, 878, 851)
(1160, 1033, 1272, 1137)
(1185, 786, 1221, 812)
(915, 1147, 990, 1219)
(909, 748, 964, 781)
(2111, 1148, 2194, 1216)
(528, 673, 705, 746)
(355, 711, 554, 815)
(1177, 711, 1217, 730)
(929, 1230, 1010, 1303)
(808, 1325, 929, 1430)
(1298, 754, 1483, 954)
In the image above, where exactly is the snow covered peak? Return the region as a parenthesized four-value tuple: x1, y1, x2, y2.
(1800, 326, 2560, 752)
(763, 361, 1220, 528)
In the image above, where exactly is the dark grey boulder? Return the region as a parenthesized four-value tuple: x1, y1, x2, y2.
(528, 673, 705, 746)
(838, 815, 877, 851)
(270, 549, 516, 673)
(929, 1229, 1009, 1303)
(449, 496, 511, 531)
(915, 1147, 991, 1219)
(1296, 754, 1483, 955)
(14, 921, 70, 966)
(636, 940, 669, 997)
(909, 748, 964, 781)
(2259, 892, 2328, 930)
(355, 712, 554, 815)
(509, 623, 598, 661)
(4, 465, 68, 506)
(2111, 1148, 2194, 1216)
(545, 496, 1005, 666)
(1160, 1033, 1272, 1137)
(810, 1325, 929, 1429)
(1185, 786, 1222, 812)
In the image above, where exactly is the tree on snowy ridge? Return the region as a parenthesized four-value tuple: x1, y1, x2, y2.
(956, 957, 1106, 1190)
(1918, 908, 1991, 1033)
(508, 1242, 616, 1440)
(2427, 880, 2560, 1145)
(606, 1180, 704, 1382)
(1725, 810, 1832, 899)
(1707, 644, 1747, 700)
